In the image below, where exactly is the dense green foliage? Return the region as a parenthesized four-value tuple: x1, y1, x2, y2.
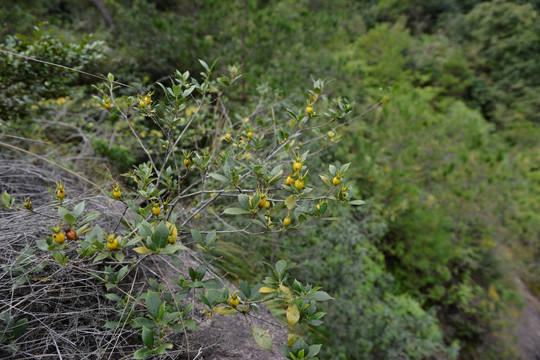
(2, 0, 540, 359)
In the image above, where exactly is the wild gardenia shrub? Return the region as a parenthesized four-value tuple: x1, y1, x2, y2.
(1, 60, 367, 359)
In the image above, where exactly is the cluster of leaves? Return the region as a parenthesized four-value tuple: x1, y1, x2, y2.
(1, 62, 362, 359)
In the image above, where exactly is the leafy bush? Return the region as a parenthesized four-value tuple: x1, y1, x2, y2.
(1, 64, 363, 359)
(0, 26, 105, 122)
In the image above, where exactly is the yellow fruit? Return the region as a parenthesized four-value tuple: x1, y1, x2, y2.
(106, 238, 118, 250)
(52, 232, 65, 244)
(306, 106, 314, 116)
(166, 222, 178, 244)
(112, 189, 122, 199)
(246, 131, 253, 139)
(106, 234, 118, 250)
(283, 217, 291, 227)
(57, 187, 65, 200)
(152, 205, 161, 216)
(144, 96, 151, 106)
(184, 158, 191, 167)
(316, 204, 321, 211)
(264, 200, 271, 210)
(294, 179, 304, 190)
(104, 102, 112, 110)
(293, 161, 303, 172)
(258, 198, 266, 208)
(333, 177, 341, 186)
(139, 99, 146, 108)
(229, 296, 240, 308)
(285, 176, 295, 186)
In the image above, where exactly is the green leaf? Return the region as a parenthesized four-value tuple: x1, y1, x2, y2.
(223, 207, 251, 215)
(142, 327, 154, 349)
(162, 243, 189, 254)
(183, 319, 197, 331)
(146, 291, 163, 320)
(105, 293, 121, 302)
(36, 239, 49, 251)
(188, 267, 198, 281)
(328, 164, 337, 176)
(252, 219, 267, 229)
(64, 214, 75, 227)
(191, 229, 203, 243)
(154, 343, 173, 355)
(196, 264, 207, 279)
(86, 225, 103, 242)
(133, 347, 153, 359)
(311, 311, 327, 320)
(239, 279, 251, 299)
(183, 86, 195, 98)
(305, 291, 334, 302)
(139, 221, 153, 237)
(275, 260, 287, 276)
(198, 294, 211, 307)
(348, 200, 366, 206)
(270, 164, 283, 177)
(58, 207, 75, 226)
(104, 321, 122, 329)
(285, 195, 295, 210)
(105, 283, 116, 291)
(117, 266, 129, 281)
(157, 302, 166, 321)
(12, 318, 28, 338)
(251, 192, 260, 209)
(202, 278, 223, 289)
(206, 230, 217, 245)
(55, 252, 68, 265)
(238, 194, 250, 209)
(183, 302, 194, 316)
(152, 222, 169, 249)
(251, 326, 273, 351)
(209, 173, 229, 183)
(308, 344, 322, 357)
(115, 252, 125, 263)
(73, 201, 85, 219)
(1, 191, 13, 208)
(319, 174, 331, 187)
(133, 317, 157, 329)
(79, 211, 100, 225)
(199, 59, 210, 72)
(107, 73, 114, 82)
(293, 338, 309, 353)
(286, 108, 298, 121)
(339, 163, 351, 174)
